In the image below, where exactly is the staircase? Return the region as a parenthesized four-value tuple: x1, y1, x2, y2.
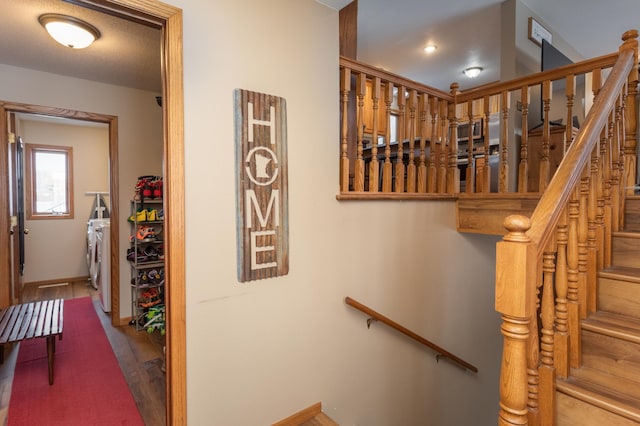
(555, 196, 640, 425)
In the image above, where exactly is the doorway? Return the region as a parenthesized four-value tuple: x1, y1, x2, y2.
(0, 0, 185, 424)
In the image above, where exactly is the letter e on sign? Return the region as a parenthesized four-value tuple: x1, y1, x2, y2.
(234, 89, 289, 282)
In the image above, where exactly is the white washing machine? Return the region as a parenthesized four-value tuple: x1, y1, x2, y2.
(87, 218, 110, 290)
(95, 222, 111, 313)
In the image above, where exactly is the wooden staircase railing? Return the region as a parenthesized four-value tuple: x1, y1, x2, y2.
(345, 296, 478, 373)
(338, 33, 638, 202)
(495, 30, 638, 426)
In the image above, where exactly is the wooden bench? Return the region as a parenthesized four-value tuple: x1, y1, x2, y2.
(0, 299, 64, 385)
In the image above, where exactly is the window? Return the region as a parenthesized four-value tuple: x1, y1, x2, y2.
(25, 144, 74, 219)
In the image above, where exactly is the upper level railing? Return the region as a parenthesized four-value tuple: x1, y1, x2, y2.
(495, 30, 638, 425)
(338, 33, 638, 201)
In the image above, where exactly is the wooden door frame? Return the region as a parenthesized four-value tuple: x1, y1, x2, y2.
(1, 103, 119, 314)
(0, 1, 186, 424)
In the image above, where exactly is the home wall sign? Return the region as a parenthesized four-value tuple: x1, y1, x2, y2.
(234, 89, 289, 283)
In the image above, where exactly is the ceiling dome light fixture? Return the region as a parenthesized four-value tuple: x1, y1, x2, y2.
(39, 14, 101, 49)
(424, 44, 437, 54)
(463, 67, 483, 78)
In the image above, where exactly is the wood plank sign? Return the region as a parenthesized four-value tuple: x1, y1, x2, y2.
(234, 89, 289, 282)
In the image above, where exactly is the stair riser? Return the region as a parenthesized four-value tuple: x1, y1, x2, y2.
(556, 393, 639, 426)
(624, 198, 640, 232)
(598, 277, 640, 319)
(611, 235, 640, 268)
(581, 330, 640, 391)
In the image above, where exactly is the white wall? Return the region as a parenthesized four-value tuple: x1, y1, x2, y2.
(175, 0, 503, 424)
(17, 119, 109, 283)
(0, 64, 163, 319)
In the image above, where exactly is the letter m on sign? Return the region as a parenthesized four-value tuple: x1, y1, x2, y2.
(234, 89, 289, 283)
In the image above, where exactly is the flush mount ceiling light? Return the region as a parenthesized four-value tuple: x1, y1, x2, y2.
(39, 14, 101, 49)
(424, 44, 437, 54)
(463, 67, 483, 78)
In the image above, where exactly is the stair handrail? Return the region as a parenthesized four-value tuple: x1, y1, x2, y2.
(340, 56, 453, 101)
(456, 51, 619, 103)
(495, 30, 638, 426)
(345, 296, 478, 373)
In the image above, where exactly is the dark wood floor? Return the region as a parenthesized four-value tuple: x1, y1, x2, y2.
(0, 280, 166, 425)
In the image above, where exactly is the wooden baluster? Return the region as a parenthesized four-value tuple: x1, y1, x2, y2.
(587, 144, 599, 314)
(539, 80, 552, 192)
(382, 82, 394, 193)
(496, 215, 533, 426)
(406, 90, 418, 192)
(428, 96, 438, 193)
(340, 67, 351, 192)
(622, 30, 638, 195)
(567, 188, 582, 369)
(593, 69, 606, 271)
(466, 100, 475, 193)
(448, 84, 460, 194)
(565, 74, 575, 152)
(538, 240, 557, 426)
(619, 83, 628, 229)
(603, 110, 613, 267)
(483, 95, 492, 193)
(418, 93, 428, 193)
(499, 90, 510, 193)
(395, 85, 406, 193)
(354, 73, 366, 192)
(555, 209, 570, 378)
(519, 87, 529, 193)
(578, 167, 589, 319)
(611, 93, 623, 231)
(438, 99, 448, 193)
(368, 77, 381, 192)
(527, 269, 541, 426)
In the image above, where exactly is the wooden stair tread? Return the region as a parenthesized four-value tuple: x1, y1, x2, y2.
(583, 311, 640, 344)
(599, 265, 640, 283)
(557, 370, 640, 423)
(569, 366, 640, 399)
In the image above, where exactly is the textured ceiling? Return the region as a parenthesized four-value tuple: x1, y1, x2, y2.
(0, 0, 161, 92)
(0, 1, 636, 94)
(356, 0, 638, 91)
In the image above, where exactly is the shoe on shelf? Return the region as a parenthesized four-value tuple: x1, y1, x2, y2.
(143, 245, 159, 261)
(139, 288, 161, 308)
(147, 209, 158, 221)
(152, 178, 163, 199)
(128, 209, 147, 222)
(157, 209, 164, 221)
(138, 270, 150, 286)
(147, 269, 162, 285)
(136, 225, 156, 242)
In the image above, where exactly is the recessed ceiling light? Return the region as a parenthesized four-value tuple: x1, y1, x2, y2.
(424, 44, 437, 54)
(463, 67, 483, 78)
(39, 14, 101, 49)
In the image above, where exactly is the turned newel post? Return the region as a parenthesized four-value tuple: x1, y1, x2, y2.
(496, 215, 536, 426)
(621, 30, 638, 195)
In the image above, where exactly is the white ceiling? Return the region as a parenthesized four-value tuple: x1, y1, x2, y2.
(323, 0, 639, 91)
(0, 1, 636, 94)
(0, 0, 161, 92)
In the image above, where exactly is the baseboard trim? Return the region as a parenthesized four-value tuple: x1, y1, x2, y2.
(24, 276, 90, 288)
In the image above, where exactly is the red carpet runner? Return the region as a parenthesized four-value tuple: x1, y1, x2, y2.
(8, 297, 144, 425)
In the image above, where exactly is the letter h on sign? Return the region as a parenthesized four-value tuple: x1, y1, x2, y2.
(234, 89, 289, 283)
